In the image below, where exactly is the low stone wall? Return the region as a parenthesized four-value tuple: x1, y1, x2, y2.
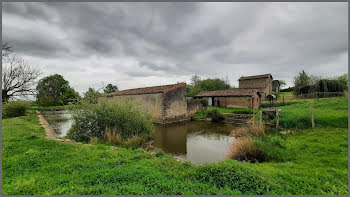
(187, 99, 206, 116)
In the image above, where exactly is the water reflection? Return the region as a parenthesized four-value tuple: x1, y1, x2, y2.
(41, 110, 73, 138)
(154, 121, 237, 164)
(41, 111, 238, 165)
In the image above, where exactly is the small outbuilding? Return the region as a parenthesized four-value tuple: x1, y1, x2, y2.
(272, 80, 280, 93)
(238, 74, 273, 99)
(194, 89, 261, 109)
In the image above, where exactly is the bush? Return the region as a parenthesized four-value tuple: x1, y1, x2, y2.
(226, 137, 267, 163)
(67, 101, 154, 143)
(207, 109, 225, 122)
(2, 101, 30, 118)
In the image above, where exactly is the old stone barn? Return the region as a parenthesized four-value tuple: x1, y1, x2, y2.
(99, 83, 204, 123)
(238, 73, 274, 100)
(194, 89, 261, 109)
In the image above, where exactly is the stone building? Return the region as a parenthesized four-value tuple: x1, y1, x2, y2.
(272, 80, 280, 93)
(99, 83, 204, 124)
(194, 89, 261, 109)
(239, 74, 273, 99)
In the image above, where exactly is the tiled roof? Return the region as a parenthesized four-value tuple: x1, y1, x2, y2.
(194, 89, 260, 97)
(103, 83, 186, 97)
(239, 74, 272, 81)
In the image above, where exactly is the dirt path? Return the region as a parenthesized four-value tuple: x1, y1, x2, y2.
(36, 110, 58, 139)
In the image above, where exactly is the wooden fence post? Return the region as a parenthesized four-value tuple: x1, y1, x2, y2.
(259, 110, 263, 127)
(276, 110, 279, 130)
(283, 95, 285, 104)
(310, 102, 315, 128)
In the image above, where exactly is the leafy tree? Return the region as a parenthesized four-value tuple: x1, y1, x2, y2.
(279, 80, 287, 88)
(36, 74, 80, 106)
(83, 88, 101, 104)
(336, 73, 348, 89)
(187, 75, 232, 97)
(293, 70, 311, 95)
(103, 84, 118, 94)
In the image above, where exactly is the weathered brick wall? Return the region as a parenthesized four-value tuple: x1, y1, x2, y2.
(239, 77, 272, 94)
(99, 86, 205, 123)
(187, 98, 205, 116)
(162, 86, 189, 123)
(99, 93, 164, 123)
(214, 95, 260, 109)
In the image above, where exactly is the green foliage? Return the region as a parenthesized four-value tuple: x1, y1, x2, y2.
(293, 70, 311, 95)
(2, 109, 348, 195)
(83, 88, 101, 104)
(187, 75, 232, 97)
(104, 84, 118, 94)
(207, 109, 225, 122)
(67, 101, 154, 143)
(253, 135, 294, 162)
(36, 74, 80, 106)
(280, 87, 293, 92)
(2, 101, 30, 118)
(293, 71, 347, 95)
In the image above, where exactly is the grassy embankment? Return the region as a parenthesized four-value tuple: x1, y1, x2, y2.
(2, 96, 348, 195)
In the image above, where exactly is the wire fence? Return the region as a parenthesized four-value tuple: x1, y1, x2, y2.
(294, 92, 344, 99)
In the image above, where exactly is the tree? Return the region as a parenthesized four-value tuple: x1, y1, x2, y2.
(190, 75, 201, 86)
(36, 74, 80, 106)
(83, 88, 101, 104)
(103, 84, 118, 94)
(336, 73, 348, 89)
(293, 70, 311, 95)
(2, 43, 13, 57)
(279, 80, 287, 88)
(2, 53, 41, 102)
(187, 76, 232, 97)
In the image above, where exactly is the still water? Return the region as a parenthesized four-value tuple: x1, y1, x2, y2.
(41, 110, 237, 164)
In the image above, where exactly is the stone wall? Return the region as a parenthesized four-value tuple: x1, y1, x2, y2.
(162, 86, 188, 123)
(213, 95, 260, 109)
(187, 98, 206, 116)
(99, 86, 204, 123)
(239, 77, 272, 93)
(99, 93, 164, 123)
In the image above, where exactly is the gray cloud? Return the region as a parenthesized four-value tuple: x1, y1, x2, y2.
(2, 2, 348, 93)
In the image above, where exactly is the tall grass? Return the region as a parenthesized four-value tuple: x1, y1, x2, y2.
(67, 101, 154, 143)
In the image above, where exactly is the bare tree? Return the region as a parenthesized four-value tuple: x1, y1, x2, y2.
(2, 54, 41, 102)
(2, 43, 13, 57)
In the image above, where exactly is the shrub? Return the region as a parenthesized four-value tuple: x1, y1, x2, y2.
(104, 127, 122, 144)
(125, 136, 146, 149)
(2, 101, 30, 118)
(226, 137, 267, 163)
(207, 109, 225, 122)
(67, 101, 154, 143)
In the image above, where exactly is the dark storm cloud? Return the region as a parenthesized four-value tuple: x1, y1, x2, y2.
(2, 2, 348, 93)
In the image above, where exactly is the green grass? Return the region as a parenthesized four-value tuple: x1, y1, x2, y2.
(192, 106, 256, 118)
(2, 97, 348, 195)
(278, 97, 348, 129)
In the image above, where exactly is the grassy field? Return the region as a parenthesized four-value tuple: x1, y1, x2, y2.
(2, 97, 348, 195)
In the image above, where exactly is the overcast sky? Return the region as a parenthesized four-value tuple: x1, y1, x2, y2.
(2, 2, 348, 94)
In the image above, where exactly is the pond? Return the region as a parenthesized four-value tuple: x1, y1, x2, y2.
(41, 110, 238, 165)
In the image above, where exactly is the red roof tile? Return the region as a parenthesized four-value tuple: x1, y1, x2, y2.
(103, 83, 186, 97)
